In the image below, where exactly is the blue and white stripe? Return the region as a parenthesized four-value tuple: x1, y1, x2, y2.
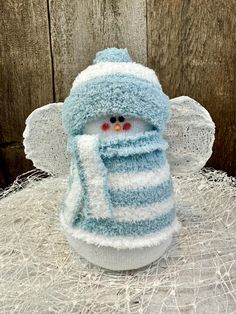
(62, 131, 177, 246)
(109, 178, 173, 208)
(73, 207, 176, 237)
(76, 134, 112, 218)
(114, 196, 175, 221)
(72, 62, 161, 91)
(108, 162, 170, 188)
(102, 150, 166, 173)
(61, 48, 179, 249)
(60, 213, 179, 249)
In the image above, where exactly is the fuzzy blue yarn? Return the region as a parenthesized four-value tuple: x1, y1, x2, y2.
(63, 74, 170, 136)
(102, 150, 166, 173)
(109, 178, 173, 208)
(69, 131, 167, 175)
(67, 132, 175, 238)
(94, 48, 132, 64)
(62, 50, 176, 241)
(73, 207, 176, 237)
(99, 130, 168, 158)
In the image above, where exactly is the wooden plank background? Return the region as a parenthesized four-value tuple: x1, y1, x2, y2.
(0, 0, 235, 188)
(0, 0, 54, 187)
(147, 0, 236, 176)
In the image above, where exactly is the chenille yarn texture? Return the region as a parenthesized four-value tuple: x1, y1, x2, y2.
(61, 48, 179, 249)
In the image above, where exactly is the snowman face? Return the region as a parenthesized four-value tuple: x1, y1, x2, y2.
(83, 115, 153, 139)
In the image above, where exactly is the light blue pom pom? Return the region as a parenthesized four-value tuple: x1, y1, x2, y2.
(94, 48, 132, 63)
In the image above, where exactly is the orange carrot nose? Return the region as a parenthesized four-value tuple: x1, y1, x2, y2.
(114, 123, 121, 132)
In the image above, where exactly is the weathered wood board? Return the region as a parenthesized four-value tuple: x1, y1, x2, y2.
(0, 0, 54, 187)
(147, 0, 236, 175)
(49, 0, 147, 101)
(0, 0, 235, 188)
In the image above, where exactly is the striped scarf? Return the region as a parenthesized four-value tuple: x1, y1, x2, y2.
(62, 130, 179, 249)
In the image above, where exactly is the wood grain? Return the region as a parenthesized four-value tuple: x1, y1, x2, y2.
(147, 0, 236, 176)
(1, 0, 235, 187)
(0, 0, 54, 187)
(49, 0, 147, 101)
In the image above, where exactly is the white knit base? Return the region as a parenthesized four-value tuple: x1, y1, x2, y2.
(65, 232, 172, 271)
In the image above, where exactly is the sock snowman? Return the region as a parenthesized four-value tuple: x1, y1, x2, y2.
(60, 48, 179, 270)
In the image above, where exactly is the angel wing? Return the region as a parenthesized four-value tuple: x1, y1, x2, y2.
(23, 96, 215, 177)
(166, 96, 215, 175)
(23, 103, 70, 176)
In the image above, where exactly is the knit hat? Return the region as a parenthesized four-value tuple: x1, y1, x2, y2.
(63, 48, 170, 136)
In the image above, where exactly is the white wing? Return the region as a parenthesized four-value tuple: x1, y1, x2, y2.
(165, 96, 215, 175)
(23, 103, 70, 176)
(23, 97, 215, 177)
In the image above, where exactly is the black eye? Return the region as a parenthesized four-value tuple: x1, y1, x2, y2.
(118, 116, 125, 122)
(110, 117, 116, 123)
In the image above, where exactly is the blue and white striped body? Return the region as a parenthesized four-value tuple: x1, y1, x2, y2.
(61, 48, 180, 251)
(61, 131, 179, 249)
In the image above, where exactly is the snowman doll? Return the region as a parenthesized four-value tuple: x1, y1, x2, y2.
(23, 48, 215, 270)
